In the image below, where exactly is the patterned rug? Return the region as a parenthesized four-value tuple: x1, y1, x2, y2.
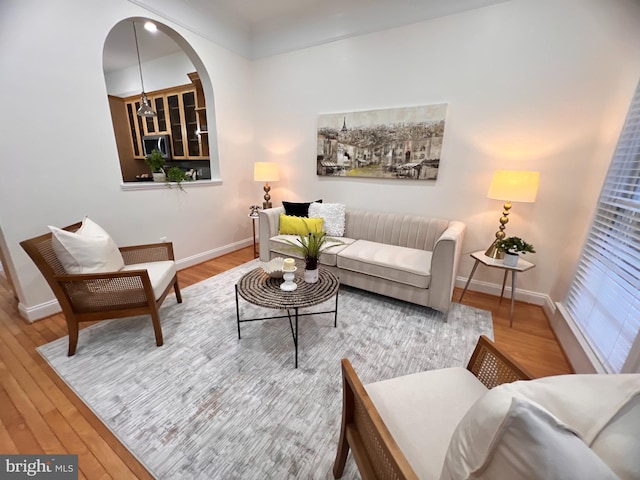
(38, 260, 493, 479)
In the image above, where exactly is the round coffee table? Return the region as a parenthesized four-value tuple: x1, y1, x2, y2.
(235, 265, 339, 368)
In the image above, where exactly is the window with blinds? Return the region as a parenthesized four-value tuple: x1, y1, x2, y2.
(565, 79, 640, 373)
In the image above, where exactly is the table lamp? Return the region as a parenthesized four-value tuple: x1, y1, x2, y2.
(485, 170, 539, 258)
(254, 162, 280, 209)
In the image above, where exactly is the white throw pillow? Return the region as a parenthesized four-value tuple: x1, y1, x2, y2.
(467, 398, 619, 480)
(484, 374, 640, 445)
(308, 202, 346, 236)
(440, 374, 640, 480)
(49, 217, 125, 274)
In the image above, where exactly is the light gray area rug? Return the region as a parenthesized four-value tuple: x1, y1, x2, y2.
(38, 260, 493, 479)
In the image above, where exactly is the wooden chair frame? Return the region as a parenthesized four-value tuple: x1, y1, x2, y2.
(20, 222, 182, 356)
(333, 335, 533, 480)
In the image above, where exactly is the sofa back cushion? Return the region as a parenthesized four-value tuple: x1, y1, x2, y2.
(344, 209, 449, 251)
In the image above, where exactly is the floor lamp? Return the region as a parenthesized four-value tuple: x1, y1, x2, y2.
(254, 162, 280, 209)
(485, 170, 539, 259)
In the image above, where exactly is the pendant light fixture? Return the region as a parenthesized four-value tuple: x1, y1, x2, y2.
(133, 21, 156, 118)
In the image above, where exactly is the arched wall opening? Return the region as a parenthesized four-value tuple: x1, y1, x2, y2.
(103, 17, 219, 184)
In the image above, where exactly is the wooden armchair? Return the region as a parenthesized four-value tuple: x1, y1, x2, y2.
(20, 222, 182, 356)
(333, 335, 532, 480)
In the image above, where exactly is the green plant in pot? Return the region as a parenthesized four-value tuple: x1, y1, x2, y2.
(283, 231, 343, 283)
(165, 166, 193, 192)
(144, 149, 166, 182)
(496, 236, 535, 267)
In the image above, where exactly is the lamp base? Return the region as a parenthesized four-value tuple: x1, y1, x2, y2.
(262, 201, 272, 209)
(484, 242, 504, 259)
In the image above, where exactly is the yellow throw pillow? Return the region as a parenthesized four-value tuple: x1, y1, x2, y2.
(279, 213, 323, 235)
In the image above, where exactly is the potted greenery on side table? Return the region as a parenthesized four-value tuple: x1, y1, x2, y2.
(496, 236, 535, 267)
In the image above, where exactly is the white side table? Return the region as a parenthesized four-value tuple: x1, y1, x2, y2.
(459, 250, 535, 327)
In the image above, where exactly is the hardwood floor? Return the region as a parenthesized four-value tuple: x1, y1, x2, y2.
(0, 246, 573, 479)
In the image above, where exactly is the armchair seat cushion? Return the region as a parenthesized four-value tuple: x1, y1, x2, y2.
(122, 261, 177, 300)
(337, 239, 432, 288)
(365, 367, 487, 480)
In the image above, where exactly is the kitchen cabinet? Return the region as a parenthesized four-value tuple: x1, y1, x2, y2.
(123, 74, 209, 160)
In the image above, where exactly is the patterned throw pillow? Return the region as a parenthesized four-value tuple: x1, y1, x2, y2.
(308, 202, 346, 237)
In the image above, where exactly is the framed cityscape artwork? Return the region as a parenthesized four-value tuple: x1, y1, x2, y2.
(317, 104, 447, 180)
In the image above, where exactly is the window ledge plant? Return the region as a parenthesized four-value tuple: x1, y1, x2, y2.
(165, 166, 194, 192)
(144, 149, 165, 181)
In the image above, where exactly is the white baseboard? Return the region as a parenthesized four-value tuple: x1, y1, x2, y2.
(19, 237, 255, 323)
(174, 238, 253, 270)
(455, 275, 553, 310)
(19, 298, 61, 323)
(551, 303, 602, 373)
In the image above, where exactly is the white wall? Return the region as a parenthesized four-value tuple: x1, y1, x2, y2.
(104, 51, 196, 97)
(0, 0, 257, 318)
(250, 0, 640, 310)
(1, 0, 639, 328)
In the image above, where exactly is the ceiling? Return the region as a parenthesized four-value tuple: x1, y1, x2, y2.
(104, 0, 510, 72)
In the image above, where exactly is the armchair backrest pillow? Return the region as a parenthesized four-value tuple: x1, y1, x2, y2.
(440, 374, 640, 480)
(49, 216, 124, 274)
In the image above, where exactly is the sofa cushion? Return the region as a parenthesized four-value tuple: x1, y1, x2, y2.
(282, 199, 322, 217)
(462, 398, 619, 480)
(278, 213, 323, 235)
(590, 393, 640, 480)
(121, 261, 176, 300)
(337, 239, 432, 288)
(440, 374, 640, 480)
(269, 235, 355, 267)
(49, 217, 125, 274)
(309, 202, 346, 236)
(365, 367, 487, 480)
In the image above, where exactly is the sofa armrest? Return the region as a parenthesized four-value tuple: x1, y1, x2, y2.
(258, 207, 284, 261)
(467, 335, 533, 387)
(429, 221, 465, 312)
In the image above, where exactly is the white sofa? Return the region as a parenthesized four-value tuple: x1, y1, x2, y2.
(259, 206, 465, 313)
(334, 336, 640, 480)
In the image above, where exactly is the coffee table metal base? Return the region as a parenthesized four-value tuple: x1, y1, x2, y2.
(235, 287, 339, 368)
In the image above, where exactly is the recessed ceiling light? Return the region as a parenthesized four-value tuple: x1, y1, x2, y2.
(144, 21, 157, 32)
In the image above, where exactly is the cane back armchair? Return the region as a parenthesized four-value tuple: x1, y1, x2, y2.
(21, 222, 182, 356)
(333, 335, 532, 480)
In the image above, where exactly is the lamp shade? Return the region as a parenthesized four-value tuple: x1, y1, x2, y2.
(487, 170, 539, 203)
(254, 162, 280, 182)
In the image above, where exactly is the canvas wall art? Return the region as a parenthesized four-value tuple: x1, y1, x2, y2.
(317, 104, 447, 180)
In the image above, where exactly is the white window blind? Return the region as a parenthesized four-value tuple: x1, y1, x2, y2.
(565, 79, 640, 373)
